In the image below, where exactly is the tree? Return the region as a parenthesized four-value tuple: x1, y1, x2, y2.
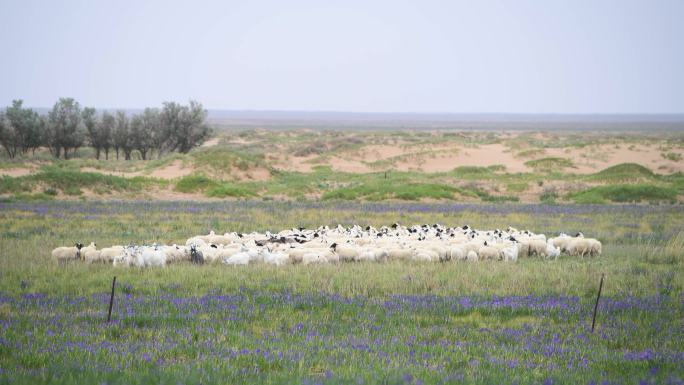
(130, 108, 158, 160)
(0, 110, 20, 158)
(46, 98, 85, 159)
(160, 100, 211, 154)
(99, 112, 115, 160)
(82, 107, 100, 158)
(0, 100, 42, 158)
(113, 111, 133, 160)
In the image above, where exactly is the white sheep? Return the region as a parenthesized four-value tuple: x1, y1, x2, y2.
(331, 243, 360, 262)
(99, 246, 125, 264)
(223, 252, 250, 265)
(51, 243, 84, 263)
(477, 243, 500, 261)
(260, 249, 290, 266)
(545, 241, 561, 259)
(302, 252, 328, 265)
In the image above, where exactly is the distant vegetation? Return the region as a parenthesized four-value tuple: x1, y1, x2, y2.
(1, 129, 683, 203)
(524, 157, 575, 172)
(0, 98, 211, 160)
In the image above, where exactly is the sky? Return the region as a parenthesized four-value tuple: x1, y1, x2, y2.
(0, 0, 683, 114)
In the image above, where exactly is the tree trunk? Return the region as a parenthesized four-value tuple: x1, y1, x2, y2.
(63, 147, 69, 160)
(105, 149, 109, 160)
(95, 148, 101, 160)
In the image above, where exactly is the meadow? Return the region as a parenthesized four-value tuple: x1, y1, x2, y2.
(2, 129, 684, 204)
(1, 201, 683, 384)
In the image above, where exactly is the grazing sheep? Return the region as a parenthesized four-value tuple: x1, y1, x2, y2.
(302, 252, 328, 265)
(51, 243, 84, 263)
(330, 243, 360, 262)
(499, 243, 519, 262)
(388, 248, 414, 261)
(549, 234, 572, 253)
(260, 249, 290, 266)
(55, 224, 603, 268)
(223, 251, 250, 266)
(545, 241, 561, 259)
(588, 239, 602, 257)
(411, 251, 434, 262)
(190, 244, 204, 264)
(519, 240, 546, 257)
(140, 245, 166, 267)
(477, 243, 500, 261)
(447, 246, 466, 261)
(466, 250, 479, 262)
(99, 246, 125, 264)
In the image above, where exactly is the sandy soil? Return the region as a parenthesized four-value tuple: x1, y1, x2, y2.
(200, 137, 221, 147)
(229, 167, 272, 181)
(81, 160, 194, 180)
(147, 161, 194, 179)
(274, 141, 684, 175)
(0, 167, 34, 177)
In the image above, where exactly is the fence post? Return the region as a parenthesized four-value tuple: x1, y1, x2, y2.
(591, 273, 605, 333)
(107, 276, 117, 322)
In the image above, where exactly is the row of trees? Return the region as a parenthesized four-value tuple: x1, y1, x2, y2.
(0, 98, 212, 159)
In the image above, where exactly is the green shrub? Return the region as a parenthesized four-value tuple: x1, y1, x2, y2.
(524, 157, 575, 172)
(568, 184, 678, 204)
(175, 175, 218, 193)
(323, 182, 461, 201)
(206, 183, 258, 198)
(589, 163, 656, 182)
(0, 176, 33, 194)
(507, 182, 528, 193)
(540, 190, 558, 203)
(33, 167, 155, 192)
(662, 152, 682, 162)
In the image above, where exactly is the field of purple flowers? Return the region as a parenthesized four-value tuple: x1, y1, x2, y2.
(0, 201, 683, 384)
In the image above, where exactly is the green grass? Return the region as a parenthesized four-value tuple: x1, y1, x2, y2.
(191, 147, 268, 173)
(206, 182, 259, 198)
(524, 157, 575, 172)
(0, 202, 682, 384)
(568, 184, 678, 204)
(587, 163, 657, 182)
(1, 167, 164, 197)
(662, 152, 682, 162)
(174, 174, 219, 193)
(323, 181, 462, 201)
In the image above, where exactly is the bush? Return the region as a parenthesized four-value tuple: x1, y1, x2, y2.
(524, 157, 575, 172)
(540, 190, 558, 203)
(662, 152, 682, 162)
(206, 183, 258, 198)
(174, 175, 218, 193)
(323, 182, 461, 201)
(590, 163, 656, 182)
(568, 184, 678, 204)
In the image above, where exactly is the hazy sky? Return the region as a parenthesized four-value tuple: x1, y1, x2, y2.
(1, 0, 682, 113)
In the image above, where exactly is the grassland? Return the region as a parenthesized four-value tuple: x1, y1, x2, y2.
(1, 128, 684, 383)
(0, 201, 683, 384)
(1, 130, 684, 204)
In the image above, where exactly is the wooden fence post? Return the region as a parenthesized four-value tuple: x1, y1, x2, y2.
(107, 276, 117, 322)
(591, 273, 605, 333)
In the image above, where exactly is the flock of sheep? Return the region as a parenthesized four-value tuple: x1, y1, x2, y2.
(50, 224, 602, 267)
